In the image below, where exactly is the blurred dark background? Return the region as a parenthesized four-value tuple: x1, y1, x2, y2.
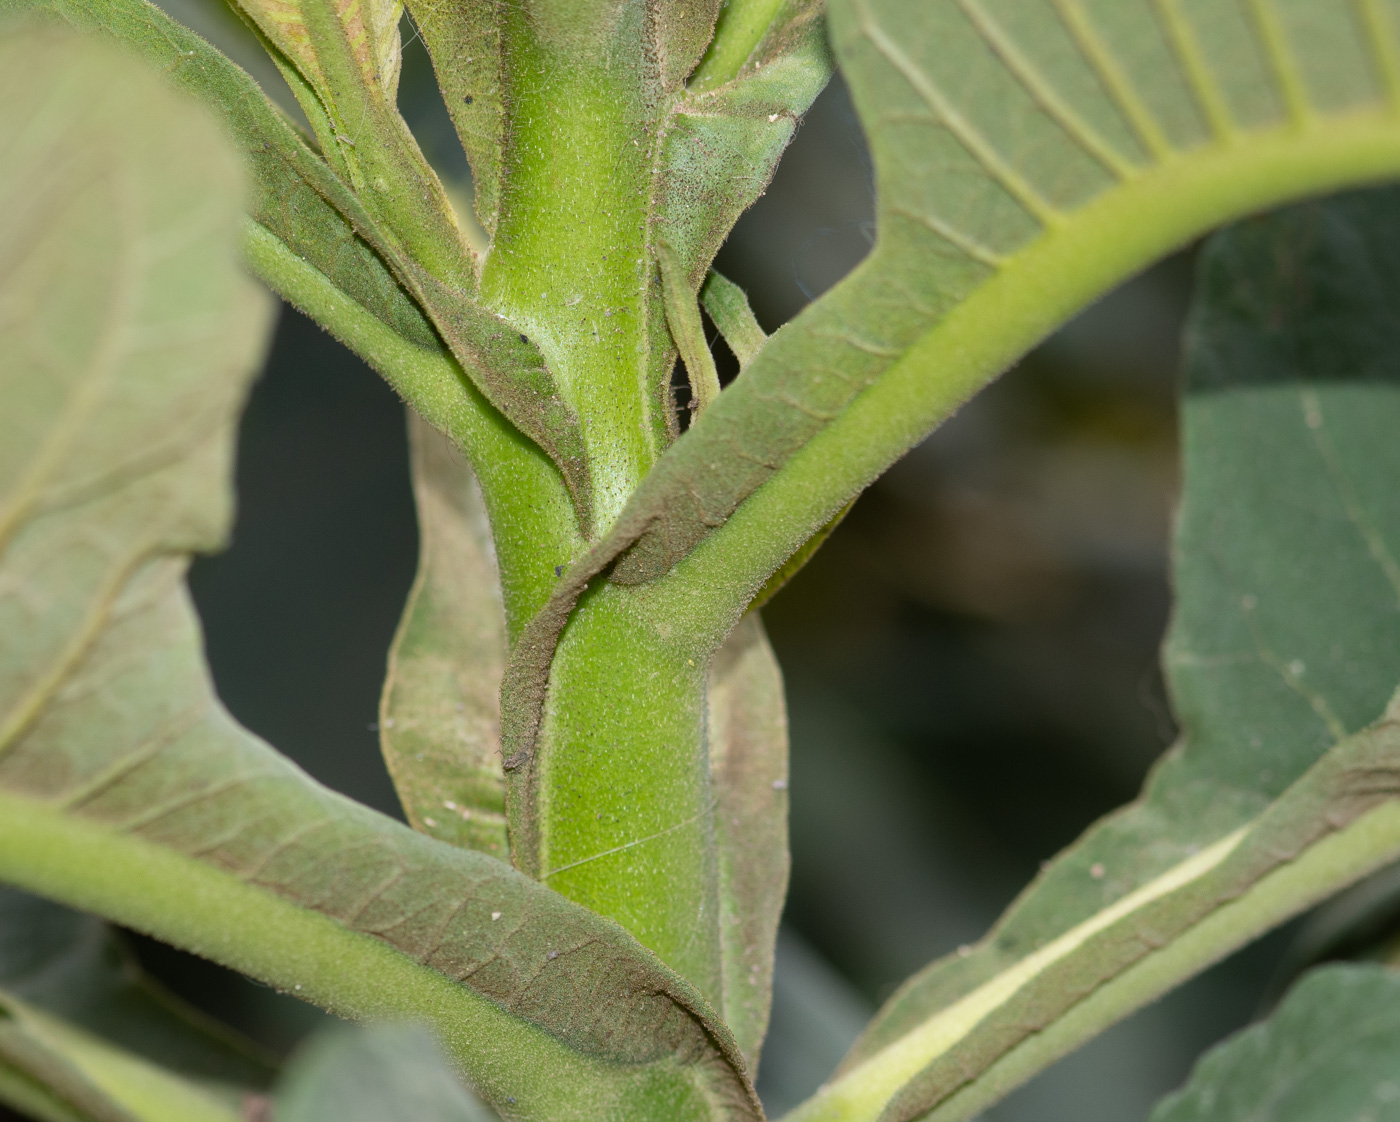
(0, 17, 1338, 1122)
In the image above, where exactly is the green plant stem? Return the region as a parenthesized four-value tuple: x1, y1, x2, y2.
(528, 584, 722, 1006)
(479, 4, 665, 535)
(0, 794, 721, 1122)
(645, 110, 1400, 655)
(690, 0, 787, 90)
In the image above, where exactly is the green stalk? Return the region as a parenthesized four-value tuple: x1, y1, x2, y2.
(689, 0, 789, 90)
(479, 2, 666, 536)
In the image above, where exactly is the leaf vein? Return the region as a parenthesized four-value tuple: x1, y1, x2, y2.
(852, 0, 1062, 225)
(954, 0, 1139, 180)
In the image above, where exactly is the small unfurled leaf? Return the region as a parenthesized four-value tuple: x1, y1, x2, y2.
(1149, 964, 1400, 1122)
(276, 1024, 497, 1122)
(708, 616, 789, 1071)
(785, 189, 1400, 1122)
(381, 415, 509, 857)
(652, 0, 831, 289)
(658, 241, 722, 414)
(701, 272, 767, 370)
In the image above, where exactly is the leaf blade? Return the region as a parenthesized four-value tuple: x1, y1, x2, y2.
(1148, 962, 1400, 1122)
(708, 615, 790, 1070)
(380, 415, 509, 858)
(784, 186, 1400, 1122)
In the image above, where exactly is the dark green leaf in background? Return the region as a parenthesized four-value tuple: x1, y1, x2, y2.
(1150, 964, 1400, 1122)
(276, 1024, 498, 1122)
(0, 889, 272, 1090)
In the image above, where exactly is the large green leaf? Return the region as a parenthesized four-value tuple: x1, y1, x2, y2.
(0, 33, 273, 1122)
(1149, 963, 1400, 1122)
(0, 23, 757, 1122)
(276, 1024, 498, 1122)
(780, 188, 1400, 1122)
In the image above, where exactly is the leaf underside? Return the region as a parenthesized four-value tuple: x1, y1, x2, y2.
(792, 186, 1400, 1122)
(707, 615, 790, 1071)
(381, 415, 510, 859)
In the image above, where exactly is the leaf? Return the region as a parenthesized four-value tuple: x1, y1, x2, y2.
(392, 0, 501, 237)
(1148, 963, 1400, 1122)
(0, 25, 758, 1119)
(233, 0, 403, 102)
(381, 415, 509, 858)
(708, 616, 790, 1072)
(1, 0, 594, 537)
(0, 27, 265, 1122)
(653, 0, 832, 286)
(276, 1024, 498, 1122)
(701, 272, 768, 370)
(659, 240, 723, 414)
(783, 187, 1400, 1122)
(584, 0, 1400, 603)
(0, 889, 274, 1090)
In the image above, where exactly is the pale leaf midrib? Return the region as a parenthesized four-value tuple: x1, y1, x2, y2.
(803, 828, 1246, 1119)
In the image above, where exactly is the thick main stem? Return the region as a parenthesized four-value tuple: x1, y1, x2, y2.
(534, 586, 722, 1004)
(479, 0, 721, 1001)
(479, 1, 668, 535)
